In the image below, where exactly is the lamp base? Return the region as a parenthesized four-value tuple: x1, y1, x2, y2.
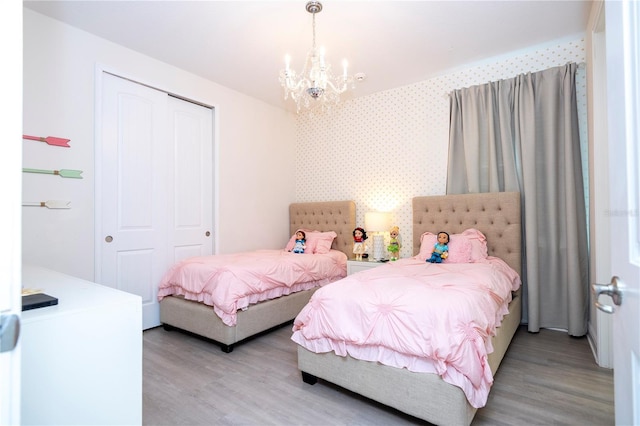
(371, 234, 386, 261)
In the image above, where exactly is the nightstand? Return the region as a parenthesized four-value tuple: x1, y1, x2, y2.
(347, 259, 388, 275)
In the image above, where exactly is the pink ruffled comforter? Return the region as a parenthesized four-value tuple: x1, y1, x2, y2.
(291, 256, 521, 408)
(158, 249, 347, 326)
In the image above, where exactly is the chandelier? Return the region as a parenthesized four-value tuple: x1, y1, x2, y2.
(279, 1, 359, 113)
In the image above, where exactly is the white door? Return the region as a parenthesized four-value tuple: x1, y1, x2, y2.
(167, 95, 214, 263)
(99, 73, 169, 330)
(0, 140, 22, 425)
(1, 2, 22, 422)
(98, 73, 213, 329)
(604, 1, 640, 424)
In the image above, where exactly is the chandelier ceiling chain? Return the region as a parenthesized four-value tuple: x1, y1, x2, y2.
(310, 2, 318, 52)
(279, 1, 359, 113)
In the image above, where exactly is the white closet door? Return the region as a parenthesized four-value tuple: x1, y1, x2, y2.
(98, 73, 213, 329)
(167, 96, 213, 264)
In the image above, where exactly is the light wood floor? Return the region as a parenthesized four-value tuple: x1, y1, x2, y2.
(143, 324, 614, 425)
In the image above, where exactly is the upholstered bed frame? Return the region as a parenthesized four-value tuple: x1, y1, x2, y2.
(160, 200, 356, 352)
(297, 192, 522, 426)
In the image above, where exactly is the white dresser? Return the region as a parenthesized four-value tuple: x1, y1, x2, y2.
(21, 265, 142, 425)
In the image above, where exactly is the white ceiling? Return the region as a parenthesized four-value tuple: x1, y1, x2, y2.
(24, 0, 593, 112)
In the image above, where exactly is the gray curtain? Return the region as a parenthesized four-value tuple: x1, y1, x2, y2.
(447, 63, 588, 336)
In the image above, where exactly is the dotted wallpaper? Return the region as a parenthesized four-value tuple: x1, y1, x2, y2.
(295, 37, 587, 259)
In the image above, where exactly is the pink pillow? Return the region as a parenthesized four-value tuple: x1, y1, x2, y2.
(311, 231, 338, 254)
(417, 229, 488, 263)
(459, 228, 488, 261)
(285, 229, 337, 254)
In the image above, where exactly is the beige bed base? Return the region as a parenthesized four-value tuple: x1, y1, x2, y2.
(297, 192, 522, 426)
(160, 200, 356, 352)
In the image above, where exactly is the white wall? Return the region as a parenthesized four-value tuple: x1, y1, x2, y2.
(295, 36, 588, 259)
(22, 9, 296, 281)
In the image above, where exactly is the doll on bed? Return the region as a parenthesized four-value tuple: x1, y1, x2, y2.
(426, 231, 449, 263)
(387, 226, 402, 261)
(352, 227, 368, 261)
(291, 230, 307, 254)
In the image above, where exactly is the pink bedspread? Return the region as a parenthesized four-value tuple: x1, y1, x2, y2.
(158, 249, 347, 326)
(291, 256, 521, 408)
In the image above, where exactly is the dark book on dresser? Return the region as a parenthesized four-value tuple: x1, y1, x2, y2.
(22, 293, 59, 311)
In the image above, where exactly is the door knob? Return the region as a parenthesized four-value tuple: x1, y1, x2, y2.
(591, 276, 623, 314)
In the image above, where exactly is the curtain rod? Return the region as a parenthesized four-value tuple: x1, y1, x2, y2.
(445, 61, 587, 98)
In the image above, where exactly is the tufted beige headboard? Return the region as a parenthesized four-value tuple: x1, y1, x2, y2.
(289, 201, 356, 259)
(412, 192, 521, 276)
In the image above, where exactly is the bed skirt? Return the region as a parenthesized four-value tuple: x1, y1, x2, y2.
(160, 287, 318, 352)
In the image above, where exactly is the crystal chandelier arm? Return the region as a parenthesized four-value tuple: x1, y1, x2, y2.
(324, 78, 348, 94)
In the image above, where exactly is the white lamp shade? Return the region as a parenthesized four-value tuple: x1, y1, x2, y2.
(364, 211, 391, 233)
